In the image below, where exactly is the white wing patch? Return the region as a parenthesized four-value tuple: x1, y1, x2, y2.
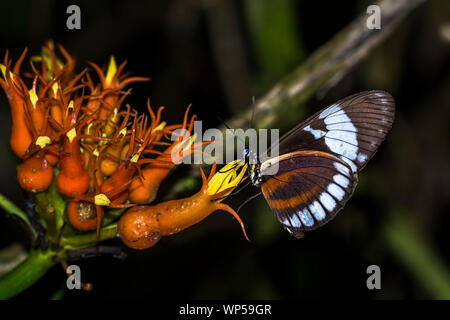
(324, 108, 358, 166)
(340, 156, 357, 172)
(357, 152, 367, 163)
(299, 208, 314, 227)
(303, 125, 326, 139)
(309, 201, 326, 221)
(319, 103, 340, 119)
(305, 103, 363, 173)
(327, 183, 345, 201)
(334, 162, 350, 175)
(320, 192, 336, 212)
(333, 174, 350, 188)
(289, 214, 302, 228)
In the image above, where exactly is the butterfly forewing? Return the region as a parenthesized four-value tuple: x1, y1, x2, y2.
(263, 90, 395, 173)
(260, 150, 357, 238)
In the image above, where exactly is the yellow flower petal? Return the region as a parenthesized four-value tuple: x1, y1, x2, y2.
(207, 160, 248, 198)
(95, 194, 111, 206)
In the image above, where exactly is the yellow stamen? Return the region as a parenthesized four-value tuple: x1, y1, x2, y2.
(95, 194, 111, 206)
(66, 127, 77, 143)
(152, 121, 166, 133)
(29, 89, 38, 108)
(93, 148, 99, 157)
(170, 133, 196, 164)
(0, 64, 15, 82)
(119, 127, 127, 137)
(52, 82, 59, 97)
(105, 56, 117, 86)
(182, 134, 196, 154)
(67, 100, 74, 111)
(36, 136, 51, 149)
(0, 64, 6, 79)
(98, 132, 108, 147)
(130, 152, 141, 163)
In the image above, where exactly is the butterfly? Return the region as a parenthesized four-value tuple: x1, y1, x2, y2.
(243, 90, 395, 238)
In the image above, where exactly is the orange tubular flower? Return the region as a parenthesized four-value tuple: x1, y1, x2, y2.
(128, 105, 209, 204)
(0, 49, 33, 157)
(127, 104, 189, 203)
(99, 105, 135, 176)
(118, 161, 249, 250)
(99, 102, 166, 204)
(55, 98, 91, 197)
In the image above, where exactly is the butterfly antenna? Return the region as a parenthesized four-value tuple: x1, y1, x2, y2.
(217, 116, 246, 146)
(217, 116, 232, 130)
(237, 191, 262, 213)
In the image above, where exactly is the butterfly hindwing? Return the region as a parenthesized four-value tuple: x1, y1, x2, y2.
(263, 90, 395, 173)
(260, 150, 357, 238)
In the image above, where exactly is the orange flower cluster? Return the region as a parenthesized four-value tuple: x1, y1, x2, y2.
(0, 42, 199, 235)
(1, 42, 249, 250)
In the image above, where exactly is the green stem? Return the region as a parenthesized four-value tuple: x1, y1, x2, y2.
(60, 223, 118, 250)
(226, 0, 425, 132)
(0, 249, 56, 299)
(384, 214, 450, 299)
(0, 193, 37, 239)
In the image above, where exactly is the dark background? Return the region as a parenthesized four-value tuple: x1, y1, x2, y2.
(0, 0, 449, 299)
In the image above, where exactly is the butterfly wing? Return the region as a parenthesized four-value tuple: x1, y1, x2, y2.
(263, 90, 395, 173)
(260, 150, 357, 238)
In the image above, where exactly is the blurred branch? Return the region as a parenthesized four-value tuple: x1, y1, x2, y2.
(225, 0, 426, 132)
(384, 213, 450, 299)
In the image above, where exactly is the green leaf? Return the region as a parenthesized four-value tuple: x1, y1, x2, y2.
(0, 249, 55, 299)
(0, 193, 37, 239)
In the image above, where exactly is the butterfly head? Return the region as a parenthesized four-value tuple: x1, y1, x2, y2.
(243, 147, 262, 187)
